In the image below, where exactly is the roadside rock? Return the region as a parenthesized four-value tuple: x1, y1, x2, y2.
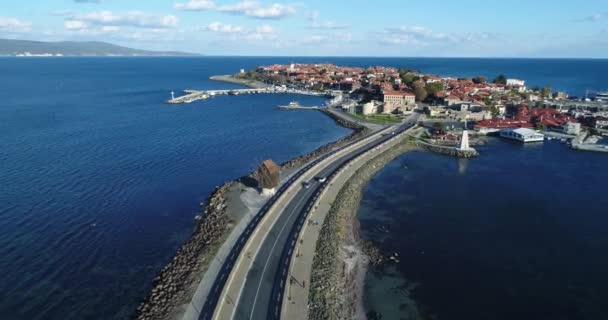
(133, 182, 234, 320)
(309, 140, 418, 320)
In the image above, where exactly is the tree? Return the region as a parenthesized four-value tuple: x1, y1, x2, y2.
(472, 76, 487, 84)
(413, 82, 428, 102)
(542, 86, 552, 98)
(489, 106, 500, 118)
(400, 73, 419, 86)
(484, 97, 493, 106)
(493, 74, 507, 85)
(425, 82, 444, 95)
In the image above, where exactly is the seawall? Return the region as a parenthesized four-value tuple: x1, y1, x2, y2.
(309, 140, 418, 320)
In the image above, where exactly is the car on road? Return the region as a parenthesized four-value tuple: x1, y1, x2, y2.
(302, 181, 311, 189)
(316, 177, 327, 183)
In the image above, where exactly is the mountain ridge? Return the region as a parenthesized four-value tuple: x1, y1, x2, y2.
(0, 39, 199, 56)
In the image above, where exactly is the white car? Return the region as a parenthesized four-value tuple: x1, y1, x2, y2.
(317, 177, 327, 183)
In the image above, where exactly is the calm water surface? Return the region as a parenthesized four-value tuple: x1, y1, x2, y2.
(1, 57, 608, 319)
(0, 57, 350, 319)
(359, 140, 608, 320)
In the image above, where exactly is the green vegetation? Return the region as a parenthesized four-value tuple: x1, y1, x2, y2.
(542, 86, 552, 98)
(432, 122, 444, 131)
(425, 82, 444, 95)
(473, 76, 487, 84)
(413, 81, 428, 101)
(352, 113, 402, 124)
(493, 74, 507, 85)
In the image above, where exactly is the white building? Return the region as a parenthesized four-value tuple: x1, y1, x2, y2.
(500, 128, 544, 143)
(507, 79, 526, 87)
(554, 122, 581, 135)
(362, 101, 377, 115)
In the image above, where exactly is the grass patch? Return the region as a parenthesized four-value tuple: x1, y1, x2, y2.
(351, 113, 402, 124)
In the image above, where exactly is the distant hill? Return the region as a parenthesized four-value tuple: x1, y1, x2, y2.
(0, 39, 199, 57)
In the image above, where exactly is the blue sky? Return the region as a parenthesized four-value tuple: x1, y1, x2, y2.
(1, 0, 607, 57)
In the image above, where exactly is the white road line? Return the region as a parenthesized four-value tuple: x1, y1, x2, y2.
(247, 185, 316, 320)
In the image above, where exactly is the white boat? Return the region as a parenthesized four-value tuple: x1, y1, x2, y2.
(595, 91, 608, 102)
(500, 128, 544, 143)
(278, 101, 301, 109)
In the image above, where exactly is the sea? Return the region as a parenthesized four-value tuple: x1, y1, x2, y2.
(1, 57, 607, 320)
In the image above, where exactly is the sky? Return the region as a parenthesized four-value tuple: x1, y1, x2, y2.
(1, 0, 608, 57)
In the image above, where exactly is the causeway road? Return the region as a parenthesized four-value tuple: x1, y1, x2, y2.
(200, 115, 418, 320)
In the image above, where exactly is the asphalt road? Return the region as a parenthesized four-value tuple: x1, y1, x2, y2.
(233, 115, 420, 320)
(199, 116, 418, 319)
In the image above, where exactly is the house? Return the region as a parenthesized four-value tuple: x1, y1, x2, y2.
(507, 79, 526, 87)
(552, 122, 581, 135)
(594, 117, 608, 129)
(444, 95, 461, 106)
(425, 106, 449, 118)
(383, 90, 415, 114)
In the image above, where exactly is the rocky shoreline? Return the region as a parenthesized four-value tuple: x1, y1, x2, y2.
(281, 109, 369, 170)
(134, 182, 235, 320)
(309, 140, 418, 320)
(133, 106, 368, 319)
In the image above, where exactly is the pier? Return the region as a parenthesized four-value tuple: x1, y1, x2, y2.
(277, 105, 325, 110)
(166, 87, 328, 104)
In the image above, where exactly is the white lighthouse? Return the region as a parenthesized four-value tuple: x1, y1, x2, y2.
(459, 116, 471, 151)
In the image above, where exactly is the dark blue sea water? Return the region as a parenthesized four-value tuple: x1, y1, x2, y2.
(0, 57, 350, 319)
(1, 57, 607, 320)
(359, 140, 608, 320)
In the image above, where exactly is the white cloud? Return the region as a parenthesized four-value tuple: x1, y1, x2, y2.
(0, 16, 32, 33)
(199, 21, 277, 41)
(306, 11, 349, 30)
(201, 22, 247, 33)
(63, 11, 179, 31)
(377, 26, 503, 48)
(174, 0, 216, 11)
(217, 1, 296, 19)
(308, 21, 350, 30)
(64, 19, 88, 30)
(255, 24, 273, 34)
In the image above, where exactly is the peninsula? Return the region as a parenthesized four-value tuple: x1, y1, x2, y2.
(137, 63, 608, 320)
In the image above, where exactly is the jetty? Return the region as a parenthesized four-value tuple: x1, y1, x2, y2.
(277, 102, 326, 110)
(166, 87, 328, 104)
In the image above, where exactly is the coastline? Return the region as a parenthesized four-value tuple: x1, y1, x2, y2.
(309, 140, 418, 320)
(134, 88, 370, 319)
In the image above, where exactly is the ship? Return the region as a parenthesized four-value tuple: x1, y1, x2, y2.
(595, 91, 608, 102)
(278, 101, 301, 109)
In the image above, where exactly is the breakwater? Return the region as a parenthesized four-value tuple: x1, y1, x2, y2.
(134, 182, 234, 320)
(414, 140, 479, 158)
(309, 140, 418, 320)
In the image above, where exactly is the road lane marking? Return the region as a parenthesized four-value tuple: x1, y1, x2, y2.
(247, 186, 315, 320)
